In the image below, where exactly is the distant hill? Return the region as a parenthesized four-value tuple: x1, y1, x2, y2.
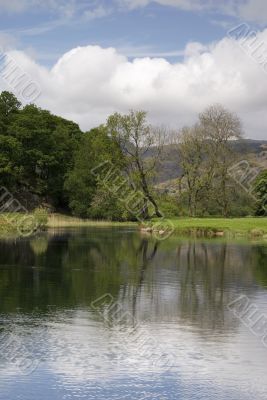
(153, 139, 267, 184)
(231, 139, 267, 155)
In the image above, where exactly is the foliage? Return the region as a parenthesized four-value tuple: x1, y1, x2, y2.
(89, 179, 132, 221)
(0, 93, 82, 208)
(33, 207, 49, 229)
(254, 170, 267, 216)
(177, 105, 245, 217)
(0, 134, 22, 188)
(0, 91, 21, 134)
(64, 126, 125, 218)
(157, 194, 182, 217)
(199, 104, 243, 216)
(8, 104, 81, 205)
(178, 124, 212, 216)
(0, 91, 263, 221)
(107, 110, 165, 218)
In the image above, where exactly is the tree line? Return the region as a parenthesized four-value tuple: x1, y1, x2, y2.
(0, 91, 266, 220)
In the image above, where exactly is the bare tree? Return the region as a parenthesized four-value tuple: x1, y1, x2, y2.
(178, 124, 214, 216)
(199, 104, 243, 217)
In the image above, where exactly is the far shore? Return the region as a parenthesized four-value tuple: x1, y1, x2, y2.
(1, 213, 267, 239)
(47, 213, 137, 228)
(147, 217, 267, 239)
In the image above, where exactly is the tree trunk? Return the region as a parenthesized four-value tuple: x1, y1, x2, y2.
(137, 160, 162, 218)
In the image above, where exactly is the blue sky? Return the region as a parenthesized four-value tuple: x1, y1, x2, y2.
(0, 0, 262, 65)
(1, 0, 267, 138)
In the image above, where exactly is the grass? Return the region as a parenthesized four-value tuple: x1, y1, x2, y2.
(47, 213, 137, 228)
(151, 217, 267, 238)
(1, 212, 267, 239)
(0, 218, 14, 234)
(0, 213, 25, 237)
(0, 212, 136, 237)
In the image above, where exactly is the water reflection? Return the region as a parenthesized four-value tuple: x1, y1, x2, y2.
(0, 228, 267, 399)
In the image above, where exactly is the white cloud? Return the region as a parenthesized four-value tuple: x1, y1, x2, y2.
(2, 29, 267, 139)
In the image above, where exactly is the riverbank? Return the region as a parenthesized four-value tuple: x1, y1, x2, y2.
(0, 216, 17, 235)
(47, 214, 137, 228)
(0, 210, 48, 237)
(0, 213, 136, 237)
(149, 217, 267, 238)
(1, 213, 267, 239)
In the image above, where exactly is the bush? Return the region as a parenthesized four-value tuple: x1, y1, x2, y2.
(89, 183, 132, 221)
(33, 207, 48, 230)
(157, 194, 181, 217)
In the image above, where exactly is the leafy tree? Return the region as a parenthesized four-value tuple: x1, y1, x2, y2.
(0, 91, 262, 220)
(107, 110, 165, 219)
(47, 117, 82, 206)
(0, 134, 22, 188)
(8, 104, 81, 206)
(65, 126, 124, 218)
(254, 170, 267, 216)
(89, 178, 131, 221)
(0, 91, 21, 134)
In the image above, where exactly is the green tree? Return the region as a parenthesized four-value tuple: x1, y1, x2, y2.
(65, 126, 124, 218)
(107, 110, 165, 219)
(0, 91, 21, 134)
(89, 178, 131, 221)
(254, 170, 267, 216)
(0, 135, 22, 188)
(8, 104, 81, 206)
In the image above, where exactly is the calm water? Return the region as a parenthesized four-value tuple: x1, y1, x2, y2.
(0, 228, 267, 400)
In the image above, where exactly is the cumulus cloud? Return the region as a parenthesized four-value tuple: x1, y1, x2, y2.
(2, 28, 267, 139)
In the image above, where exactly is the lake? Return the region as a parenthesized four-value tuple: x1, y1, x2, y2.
(0, 227, 267, 400)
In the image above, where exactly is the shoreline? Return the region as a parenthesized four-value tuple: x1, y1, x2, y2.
(0, 213, 137, 238)
(147, 217, 267, 239)
(1, 214, 267, 240)
(47, 214, 137, 228)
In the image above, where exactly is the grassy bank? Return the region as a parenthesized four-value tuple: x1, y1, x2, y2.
(0, 212, 136, 237)
(150, 217, 267, 238)
(47, 213, 137, 228)
(0, 216, 17, 235)
(1, 213, 267, 239)
(0, 210, 48, 237)
(0, 213, 30, 237)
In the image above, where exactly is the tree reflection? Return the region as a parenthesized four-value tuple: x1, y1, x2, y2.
(0, 230, 266, 335)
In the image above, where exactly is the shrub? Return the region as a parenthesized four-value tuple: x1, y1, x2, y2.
(33, 207, 48, 230)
